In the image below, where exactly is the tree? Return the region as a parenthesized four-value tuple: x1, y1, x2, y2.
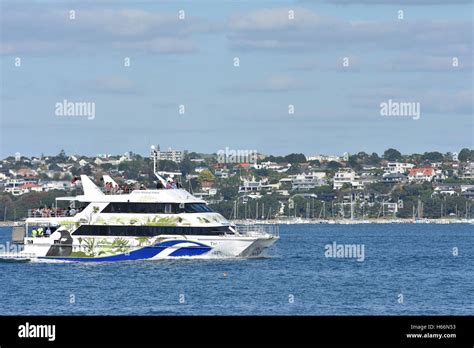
(58, 149, 67, 161)
(458, 148, 473, 162)
(422, 152, 443, 162)
(326, 161, 342, 170)
(180, 154, 193, 176)
(284, 153, 307, 164)
(383, 148, 402, 161)
(198, 169, 215, 182)
(348, 155, 362, 171)
(368, 152, 380, 166)
(286, 163, 301, 175)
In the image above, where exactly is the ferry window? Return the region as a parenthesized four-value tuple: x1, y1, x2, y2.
(184, 203, 213, 213)
(102, 203, 177, 214)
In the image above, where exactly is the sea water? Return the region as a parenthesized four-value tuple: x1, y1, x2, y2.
(0, 224, 472, 315)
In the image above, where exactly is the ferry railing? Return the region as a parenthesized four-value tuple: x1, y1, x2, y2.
(235, 224, 279, 238)
(27, 209, 72, 218)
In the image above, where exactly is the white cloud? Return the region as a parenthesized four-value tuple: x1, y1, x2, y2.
(1, 5, 217, 55)
(225, 75, 310, 93)
(227, 7, 472, 56)
(322, 0, 470, 5)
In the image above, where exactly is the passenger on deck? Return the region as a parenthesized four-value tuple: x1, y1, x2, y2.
(156, 181, 164, 189)
(165, 179, 172, 189)
(174, 179, 181, 189)
(46, 227, 52, 237)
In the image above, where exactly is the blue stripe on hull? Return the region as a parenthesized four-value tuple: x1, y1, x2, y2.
(41, 240, 212, 262)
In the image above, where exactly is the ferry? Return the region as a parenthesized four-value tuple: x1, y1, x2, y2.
(0, 174, 279, 262)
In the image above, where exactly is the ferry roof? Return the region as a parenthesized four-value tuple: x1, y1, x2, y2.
(57, 175, 207, 204)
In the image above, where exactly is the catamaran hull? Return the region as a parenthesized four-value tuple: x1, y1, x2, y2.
(2, 235, 279, 262)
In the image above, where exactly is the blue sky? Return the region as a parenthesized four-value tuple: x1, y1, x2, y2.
(1, 0, 472, 157)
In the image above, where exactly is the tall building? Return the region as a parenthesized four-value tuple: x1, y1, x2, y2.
(150, 145, 183, 163)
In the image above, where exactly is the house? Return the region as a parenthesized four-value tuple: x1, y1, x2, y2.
(193, 189, 218, 199)
(384, 162, 415, 174)
(408, 167, 435, 183)
(260, 161, 291, 172)
(291, 172, 326, 191)
(461, 162, 474, 180)
(20, 182, 43, 193)
(43, 181, 72, 191)
(215, 169, 229, 179)
(239, 177, 277, 193)
(15, 168, 38, 178)
(359, 174, 380, 186)
(235, 163, 251, 169)
(200, 180, 216, 192)
(432, 184, 460, 196)
(307, 154, 342, 163)
(333, 169, 358, 190)
(382, 173, 408, 183)
(461, 186, 474, 200)
(3, 178, 36, 195)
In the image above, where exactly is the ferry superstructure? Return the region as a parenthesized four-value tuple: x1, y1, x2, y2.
(3, 175, 278, 262)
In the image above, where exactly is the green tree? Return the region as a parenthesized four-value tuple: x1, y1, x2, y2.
(198, 169, 215, 182)
(180, 154, 193, 176)
(284, 153, 307, 164)
(326, 161, 342, 170)
(458, 148, 473, 162)
(421, 151, 444, 162)
(383, 148, 402, 161)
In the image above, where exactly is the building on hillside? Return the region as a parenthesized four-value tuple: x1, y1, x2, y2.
(384, 162, 415, 174)
(291, 172, 327, 191)
(200, 180, 216, 192)
(461, 162, 474, 180)
(14, 168, 38, 178)
(333, 169, 358, 190)
(382, 172, 408, 183)
(408, 167, 435, 183)
(239, 177, 277, 193)
(432, 184, 460, 197)
(151, 145, 183, 163)
(214, 169, 229, 179)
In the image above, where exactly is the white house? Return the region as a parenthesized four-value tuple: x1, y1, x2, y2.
(291, 172, 327, 190)
(384, 162, 415, 174)
(408, 167, 436, 182)
(333, 169, 358, 190)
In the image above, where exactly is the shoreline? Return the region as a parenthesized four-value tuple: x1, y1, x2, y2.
(231, 218, 474, 225)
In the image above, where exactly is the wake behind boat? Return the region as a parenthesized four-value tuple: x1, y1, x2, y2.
(0, 174, 278, 262)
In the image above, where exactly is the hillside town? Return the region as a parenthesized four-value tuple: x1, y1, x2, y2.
(0, 146, 473, 222)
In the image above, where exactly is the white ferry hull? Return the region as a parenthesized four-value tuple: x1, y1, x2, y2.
(3, 234, 278, 262)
